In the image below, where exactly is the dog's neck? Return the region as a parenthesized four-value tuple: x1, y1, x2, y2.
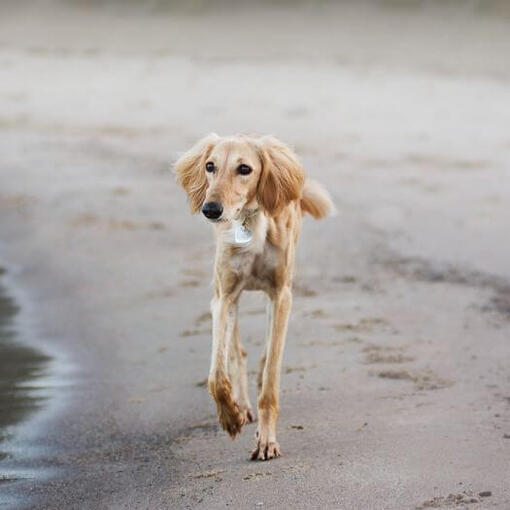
(239, 207, 259, 227)
(216, 208, 267, 252)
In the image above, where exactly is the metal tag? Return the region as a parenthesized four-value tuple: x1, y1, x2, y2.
(227, 220, 253, 247)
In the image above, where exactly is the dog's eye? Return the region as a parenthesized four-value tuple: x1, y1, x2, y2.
(237, 164, 252, 175)
(205, 161, 215, 173)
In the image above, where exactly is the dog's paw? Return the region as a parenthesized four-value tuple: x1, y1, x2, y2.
(242, 406, 255, 424)
(250, 440, 280, 461)
(217, 400, 246, 439)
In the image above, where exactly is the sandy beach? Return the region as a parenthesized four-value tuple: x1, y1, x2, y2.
(0, 1, 510, 508)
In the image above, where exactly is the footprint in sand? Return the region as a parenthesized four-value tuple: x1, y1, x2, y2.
(416, 490, 491, 508)
(376, 368, 453, 391)
(332, 317, 389, 333)
(363, 344, 414, 364)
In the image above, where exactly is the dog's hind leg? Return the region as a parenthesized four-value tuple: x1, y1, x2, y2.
(229, 316, 254, 423)
(208, 296, 246, 439)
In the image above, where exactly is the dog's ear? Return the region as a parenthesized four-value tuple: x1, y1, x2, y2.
(175, 133, 219, 213)
(256, 136, 305, 216)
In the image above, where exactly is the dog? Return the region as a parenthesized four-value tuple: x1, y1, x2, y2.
(175, 134, 334, 460)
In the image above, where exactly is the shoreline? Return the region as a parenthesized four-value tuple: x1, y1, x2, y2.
(0, 258, 71, 509)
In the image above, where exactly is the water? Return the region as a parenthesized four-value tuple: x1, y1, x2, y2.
(0, 266, 51, 492)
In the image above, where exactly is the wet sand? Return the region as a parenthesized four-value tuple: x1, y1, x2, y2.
(0, 1, 510, 508)
(0, 267, 57, 507)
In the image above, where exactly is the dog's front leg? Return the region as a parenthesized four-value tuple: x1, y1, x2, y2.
(208, 295, 246, 439)
(252, 286, 292, 460)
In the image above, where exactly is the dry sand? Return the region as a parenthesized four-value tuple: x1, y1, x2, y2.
(0, 1, 509, 508)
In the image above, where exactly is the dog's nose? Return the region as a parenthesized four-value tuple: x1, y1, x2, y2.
(202, 202, 223, 220)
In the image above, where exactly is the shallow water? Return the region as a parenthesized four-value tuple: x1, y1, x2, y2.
(0, 267, 51, 484)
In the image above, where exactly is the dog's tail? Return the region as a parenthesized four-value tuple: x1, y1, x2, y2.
(300, 179, 336, 219)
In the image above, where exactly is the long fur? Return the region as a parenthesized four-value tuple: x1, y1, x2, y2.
(300, 179, 336, 219)
(175, 133, 219, 213)
(256, 136, 305, 216)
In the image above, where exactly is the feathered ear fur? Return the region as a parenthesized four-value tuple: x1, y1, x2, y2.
(175, 133, 219, 213)
(256, 136, 305, 216)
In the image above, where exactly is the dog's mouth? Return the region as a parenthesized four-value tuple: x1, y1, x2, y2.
(204, 216, 227, 224)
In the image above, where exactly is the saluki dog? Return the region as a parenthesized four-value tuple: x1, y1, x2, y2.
(175, 134, 334, 460)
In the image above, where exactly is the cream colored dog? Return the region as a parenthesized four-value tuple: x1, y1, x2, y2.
(175, 134, 334, 460)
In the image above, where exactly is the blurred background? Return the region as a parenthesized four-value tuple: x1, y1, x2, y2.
(0, 1, 509, 509)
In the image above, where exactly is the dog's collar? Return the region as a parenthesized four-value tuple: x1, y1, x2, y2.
(241, 207, 259, 220)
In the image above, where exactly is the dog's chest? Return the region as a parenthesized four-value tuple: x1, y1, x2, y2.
(228, 244, 277, 292)
(219, 213, 279, 292)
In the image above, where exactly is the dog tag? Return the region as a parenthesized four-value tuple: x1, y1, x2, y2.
(230, 220, 253, 247)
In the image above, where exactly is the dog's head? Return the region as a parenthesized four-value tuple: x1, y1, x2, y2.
(175, 134, 305, 222)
